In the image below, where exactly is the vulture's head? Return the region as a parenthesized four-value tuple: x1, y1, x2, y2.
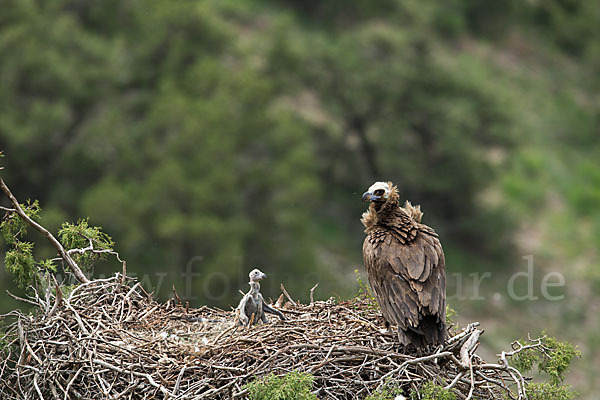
(249, 268, 267, 282)
(362, 181, 396, 204)
(361, 181, 401, 229)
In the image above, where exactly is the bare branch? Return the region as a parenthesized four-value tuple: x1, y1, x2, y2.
(280, 283, 297, 306)
(47, 275, 63, 318)
(67, 238, 125, 263)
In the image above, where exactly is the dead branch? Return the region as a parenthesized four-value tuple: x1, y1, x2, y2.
(280, 283, 297, 306)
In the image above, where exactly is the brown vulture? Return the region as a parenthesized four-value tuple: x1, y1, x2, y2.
(361, 181, 446, 347)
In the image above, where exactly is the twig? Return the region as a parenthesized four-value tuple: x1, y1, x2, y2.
(47, 275, 63, 318)
(173, 366, 186, 396)
(32, 374, 43, 400)
(280, 283, 297, 306)
(92, 359, 171, 397)
(172, 284, 182, 305)
(67, 238, 125, 263)
(309, 283, 319, 305)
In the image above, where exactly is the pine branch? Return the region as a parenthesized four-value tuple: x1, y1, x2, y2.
(0, 178, 89, 284)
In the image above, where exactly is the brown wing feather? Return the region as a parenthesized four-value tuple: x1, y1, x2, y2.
(363, 230, 446, 345)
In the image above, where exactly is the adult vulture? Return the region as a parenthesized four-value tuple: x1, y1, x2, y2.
(361, 181, 446, 347)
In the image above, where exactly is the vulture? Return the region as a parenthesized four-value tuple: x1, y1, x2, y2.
(361, 181, 446, 347)
(236, 269, 285, 326)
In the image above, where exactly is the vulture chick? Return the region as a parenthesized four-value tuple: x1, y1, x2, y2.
(361, 181, 446, 347)
(236, 269, 285, 326)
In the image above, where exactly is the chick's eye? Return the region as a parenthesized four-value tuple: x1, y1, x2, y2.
(374, 189, 385, 196)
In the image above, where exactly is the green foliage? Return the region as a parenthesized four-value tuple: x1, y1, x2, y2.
(1, 0, 595, 309)
(245, 371, 317, 400)
(0, 0, 329, 306)
(58, 219, 114, 271)
(539, 337, 581, 385)
(1, 201, 42, 287)
(511, 344, 537, 374)
(0, 199, 114, 287)
(511, 336, 581, 385)
(269, 8, 519, 259)
(366, 381, 455, 400)
(4, 241, 35, 288)
(0, 201, 40, 244)
(38, 258, 57, 273)
(525, 382, 578, 400)
(410, 381, 456, 400)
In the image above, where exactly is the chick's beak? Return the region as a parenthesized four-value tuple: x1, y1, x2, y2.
(259, 272, 267, 280)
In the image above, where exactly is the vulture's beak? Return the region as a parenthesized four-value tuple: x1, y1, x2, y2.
(259, 272, 267, 280)
(362, 191, 380, 202)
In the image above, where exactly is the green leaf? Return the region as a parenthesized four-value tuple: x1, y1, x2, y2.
(0, 200, 41, 244)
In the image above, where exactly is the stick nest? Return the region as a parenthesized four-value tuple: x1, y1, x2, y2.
(0, 275, 535, 399)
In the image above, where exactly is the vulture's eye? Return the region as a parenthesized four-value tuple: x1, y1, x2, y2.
(374, 189, 385, 196)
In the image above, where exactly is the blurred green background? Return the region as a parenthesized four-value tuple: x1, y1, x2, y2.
(1, 0, 599, 397)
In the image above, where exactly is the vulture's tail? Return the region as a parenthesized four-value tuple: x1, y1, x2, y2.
(398, 316, 446, 348)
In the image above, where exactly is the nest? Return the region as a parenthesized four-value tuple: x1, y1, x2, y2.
(0, 275, 536, 399)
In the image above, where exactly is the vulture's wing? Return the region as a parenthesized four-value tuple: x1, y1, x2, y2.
(363, 230, 445, 331)
(241, 295, 257, 322)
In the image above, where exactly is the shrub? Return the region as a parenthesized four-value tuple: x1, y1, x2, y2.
(512, 335, 581, 385)
(245, 371, 317, 400)
(411, 381, 456, 400)
(525, 382, 577, 400)
(365, 381, 456, 400)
